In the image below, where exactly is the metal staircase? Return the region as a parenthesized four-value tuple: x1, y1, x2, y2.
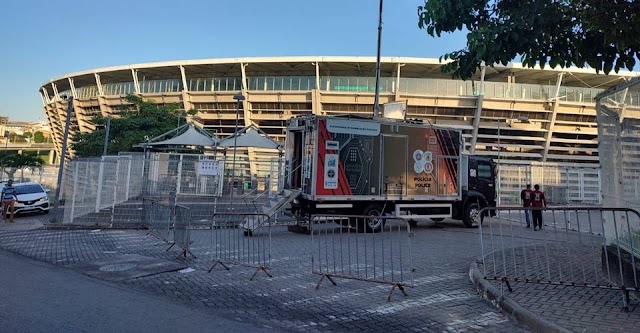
(240, 189, 300, 235)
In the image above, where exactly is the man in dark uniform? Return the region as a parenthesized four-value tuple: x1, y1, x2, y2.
(520, 184, 532, 228)
(531, 184, 547, 231)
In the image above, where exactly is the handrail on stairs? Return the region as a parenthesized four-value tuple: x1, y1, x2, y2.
(248, 162, 304, 212)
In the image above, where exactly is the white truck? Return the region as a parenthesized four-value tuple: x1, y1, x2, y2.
(283, 115, 497, 232)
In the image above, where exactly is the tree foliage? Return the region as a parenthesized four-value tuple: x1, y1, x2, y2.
(1, 153, 44, 180)
(72, 95, 192, 157)
(33, 131, 46, 143)
(418, 0, 640, 79)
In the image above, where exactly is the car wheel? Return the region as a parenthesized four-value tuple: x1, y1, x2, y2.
(431, 218, 444, 223)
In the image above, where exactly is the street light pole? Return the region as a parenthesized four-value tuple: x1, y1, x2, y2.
(497, 119, 501, 205)
(229, 92, 245, 210)
(373, 0, 384, 117)
(102, 117, 111, 156)
(52, 96, 74, 220)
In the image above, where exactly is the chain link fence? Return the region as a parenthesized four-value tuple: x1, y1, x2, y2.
(596, 77, 640, 258)
(496, 162, 601, 206)
(61, 152, 225, 226)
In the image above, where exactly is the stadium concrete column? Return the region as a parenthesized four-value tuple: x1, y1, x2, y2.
(41, 87, 51, 104)
(542, 72, 564, 161)
(312, 62, 322, 115)
(68, 78, 78, 99)
(131, 69, 140, 94)
(51, 82, 60, 101)
(38, 91, 47, 106)
(94, 73, 109, 118)
(470, 61, 487, 153)
(179, 66, 194, 114)
(240, 63, 257, 177)
(94, 73, 104, 96)
(314, 62, 320, 92)
(395, 63, 404, 101)
(49, 83, 65, 152)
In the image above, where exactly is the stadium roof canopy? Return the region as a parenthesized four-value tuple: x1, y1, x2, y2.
(43, 56, 639, 92)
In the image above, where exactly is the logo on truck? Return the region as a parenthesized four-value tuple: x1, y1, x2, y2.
(324, 154, 339, 189)
(413, 149, 434, 174)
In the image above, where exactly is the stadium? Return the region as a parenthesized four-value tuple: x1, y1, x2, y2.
(40, 56, 640, 204)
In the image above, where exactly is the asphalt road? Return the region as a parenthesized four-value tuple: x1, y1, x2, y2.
(0, 249, 276, 333)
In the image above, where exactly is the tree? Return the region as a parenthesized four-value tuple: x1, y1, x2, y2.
(418, 0, 640, 79)
(72, 95, 192, 157)
(33, 131, 46, 143)
(8, 133, 27, 143)
(1, 153, 44, 181)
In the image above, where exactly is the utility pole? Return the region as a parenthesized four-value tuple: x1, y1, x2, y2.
(52, 96, 74, 221)
(373, 0, 384, 117)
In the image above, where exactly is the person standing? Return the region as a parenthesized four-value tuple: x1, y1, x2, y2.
(1, 179, 17, 223)
(520, 184, 532, 228)
(531, 184, 547, 231)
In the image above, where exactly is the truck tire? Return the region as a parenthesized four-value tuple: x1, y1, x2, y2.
(463, 202, 481, 228)
(356, 204, 384, 233)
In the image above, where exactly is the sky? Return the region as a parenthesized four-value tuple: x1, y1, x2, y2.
(0, 0, 466, 122)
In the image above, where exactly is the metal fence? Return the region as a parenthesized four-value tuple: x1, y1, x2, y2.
(172, 204, 195, 258)
(61, 153, 225, 226)
(496, 162, 601, 205)
(208, 212, 272, 280)
(596, 78, 640, 252)
(144, 198, 172, 243)
(477, 206, 639, 310)
(311, 215, 414, 301)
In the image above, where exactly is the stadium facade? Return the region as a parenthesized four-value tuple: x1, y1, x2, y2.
(40, 57, 640, 203)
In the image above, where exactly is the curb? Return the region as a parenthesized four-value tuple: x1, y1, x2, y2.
(469, 261, 572, 333)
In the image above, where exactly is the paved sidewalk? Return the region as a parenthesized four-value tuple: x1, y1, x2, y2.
(0, 215, 527, 333)
(5, 212, 637, 332)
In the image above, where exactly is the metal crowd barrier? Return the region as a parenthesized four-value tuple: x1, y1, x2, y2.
(144, 198, 173, 244)
(478, 206, 640, 310)
(311, 215, 414, 302)
(169, 205, 195, 258)
(208, 212, 272, 280)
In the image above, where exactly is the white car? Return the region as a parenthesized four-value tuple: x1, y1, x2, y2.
(3, 182, 50, 215)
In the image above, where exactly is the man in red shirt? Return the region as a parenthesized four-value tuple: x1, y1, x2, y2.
(531, 184, 547, 231)
(520, 184, 532, 228)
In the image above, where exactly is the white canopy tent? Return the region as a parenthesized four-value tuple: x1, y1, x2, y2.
(217, 124, 282, 149)
(149, 125, 217, 147)
(136, 123, 218, 150)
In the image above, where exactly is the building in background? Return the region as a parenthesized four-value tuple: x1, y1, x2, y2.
(39, 57, 640, 204)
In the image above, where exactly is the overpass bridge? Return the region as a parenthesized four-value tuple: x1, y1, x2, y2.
(1, 142, 56, 164)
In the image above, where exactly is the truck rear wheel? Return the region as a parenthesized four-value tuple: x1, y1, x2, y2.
(355, 204, 384, 233)
(463, 202, 481, 228)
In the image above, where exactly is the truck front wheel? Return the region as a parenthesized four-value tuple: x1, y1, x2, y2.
(463, 202, 481, 228)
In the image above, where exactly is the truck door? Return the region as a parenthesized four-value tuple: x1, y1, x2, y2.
(286, 130, 303, 190)
(382, 135, 408, 196)
(468, 157, 496, 203)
